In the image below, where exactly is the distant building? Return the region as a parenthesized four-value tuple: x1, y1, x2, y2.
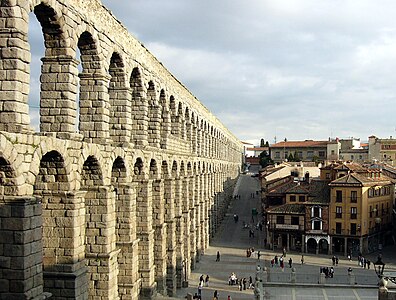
(245, 146, 269, 166)
(368, 135, 396, 165)
(270, 140, 329, 163)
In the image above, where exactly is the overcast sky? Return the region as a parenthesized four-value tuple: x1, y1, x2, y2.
(29, 1, 396, 146)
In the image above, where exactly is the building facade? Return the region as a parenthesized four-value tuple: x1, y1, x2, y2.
(270, 140, 329, 163)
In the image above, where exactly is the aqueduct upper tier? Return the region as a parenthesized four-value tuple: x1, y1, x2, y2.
(0, 0, 243, 299)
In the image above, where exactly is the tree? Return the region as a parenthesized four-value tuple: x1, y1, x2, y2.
(260, 138, 265, 147)
(259, 150, 273, 168)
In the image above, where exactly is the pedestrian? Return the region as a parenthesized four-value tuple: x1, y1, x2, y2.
(283, 247, 286, 257)
(271, 258, 274, 267)
(213, 290, 218, 300)
(274, 255, 278, 265)
(216, 251, 220, 262)
(197, 281, 203, 298)
(227, 295, 232, 300)
(243, 277, 247, 290)
(301, 255, 304, 265)
(332, 255, 335, 266)
(367, 259, 371, 269)
(239, 279, 243, 291)
(289, 257, 292, 268)
(249, 276, 253, 289)
(199, 274, 204, 285)
(257, 250, 261, 260)
(335, 256, 339, 266)
(205, 274, 210, 287)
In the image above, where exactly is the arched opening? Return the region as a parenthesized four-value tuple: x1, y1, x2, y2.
(0, 157, 17, 196)
(159, 90, 170, 149)
(108, 52, 127, 144)
(306, 238, 317, 254)
(34, 151, 73, 296)
(319, 239, 329, 255)
(130, 67, 146, 146)
(147, 81, 160, 148)
(78, 31, 101, 138)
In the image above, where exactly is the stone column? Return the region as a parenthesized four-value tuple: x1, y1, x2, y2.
(85, 186, 118, 300)
(79, 73, 111, 144)
(40, 56, 79, 135)
(109, 87, 133, 146)
(174, 176, 185, 288)
(115, 183, 140, 300)
(160, 103, 171, 150)
(147, 94, 161, 148)
(135, 180, 156, 299)
(164, 178, 177, 296)
(0, 196, 44, 299)
(131, 81, 148, 147)
(41, 191, 88, 300)
(182, 176, 191, 287)
(0, 8, 31, 133)
(152, 179, 167, 295)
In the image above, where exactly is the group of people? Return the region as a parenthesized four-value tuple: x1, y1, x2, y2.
(196, 274, 210, 299)
(228, 273, 254, 291)
(331, 255, 339, 266)
(246, 247, 255, 257)
(357, 254, 371, 269)
(320, 266, 335, 278)
(233, 194, 241, 199)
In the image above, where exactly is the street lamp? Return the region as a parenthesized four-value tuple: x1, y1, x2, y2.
(374, 255, 385, 278)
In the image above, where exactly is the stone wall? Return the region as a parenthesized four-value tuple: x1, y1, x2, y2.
(0, 0, 242, 299)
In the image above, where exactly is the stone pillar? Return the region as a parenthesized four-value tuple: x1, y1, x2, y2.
(182, 177, 191, 286)
(131, 80, 148, 147)
(79, 73, 111, 144)
(191, 124, 198, 155)
(0, 196, 44, 299)
(109, 87, 133, 146)
(152, 179, 167, 296)
(173, 176, 185, 288)
(40, 56, 79, 135)
(85, 186, 118, 300)
(0, 7, 32, 133)
(160, 102, 171, 150)
(147, 92, 161, 148)
(164, 178, 177, 296)
(41, 191, 88, 300)
(115, 183, 140, 300)
(135, 180, 156, 299)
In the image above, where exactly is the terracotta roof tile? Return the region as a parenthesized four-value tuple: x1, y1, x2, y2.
(271, 140, 328, 148)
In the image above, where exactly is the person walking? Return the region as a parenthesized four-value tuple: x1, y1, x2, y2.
(257, 250, 261, 261)
(289, 257, 293, 268)
(301, 255, 304, 265)
(205, 274, 210, 287)
(216, 251, 220, 262)
(213, 290, 218, 300)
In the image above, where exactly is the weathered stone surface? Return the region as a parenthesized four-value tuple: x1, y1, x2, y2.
(0, 0, 242, 299)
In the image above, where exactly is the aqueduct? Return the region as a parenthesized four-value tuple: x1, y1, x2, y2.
(0, 0, 243, 299)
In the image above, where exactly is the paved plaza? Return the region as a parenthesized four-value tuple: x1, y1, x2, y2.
(159, 174, 396, 300)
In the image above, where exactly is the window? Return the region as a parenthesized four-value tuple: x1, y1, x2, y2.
(336, 222, 342, 234)
(376, 204, 379, 217)
(319, 151, 325, 157)
(351, 155, 354, 160)
(276, 216, 284, 224)
(368, 188, 374, 198)
(351, 207, 357, 219)
(290, 195, 296, 202)
(382, 203, 385, 216)
(336, 206, 342, 218)
(350, 191, 357, 203)
(291, 216, 299, 225)
(325, 173, 330, 179)
(297, 151, 303, 158)
(299, 195, 305, 202)
(336, 190, 342, 202)
(275, 152, 280, 158)
(331, 150, 335, 155)
(312, 206, 321, 218)
(307, 151, 314, 158)
(369, 206, 373, 218)
(313, 220, 321, 230)
(350, 223, 357, 235)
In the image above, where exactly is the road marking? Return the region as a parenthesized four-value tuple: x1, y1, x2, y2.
(322, 288, 328, 300)
(352, 289, 361, 300)
(292, 288, 296, 300)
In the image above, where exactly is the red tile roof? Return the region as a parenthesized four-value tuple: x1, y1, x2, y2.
(271, 140, 328, 148)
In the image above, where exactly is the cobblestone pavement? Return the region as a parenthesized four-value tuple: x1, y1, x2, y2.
(159, 174, 395, 300)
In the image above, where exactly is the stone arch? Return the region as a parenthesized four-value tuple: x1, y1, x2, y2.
(170, 96, 179, 137)
(319, 238, 329, 255)
(134, 157, 145, 177)
(160, 89, 171, 149)
(77, 29, 111, 143)
(33, 150, 78, 297)
(0, 156, 17, 196)
(31, 2, 80, 134)
(130, 67, 147, 146)
(178, 102, 186, 139)
(108, 52, 130, 144)
(147, 81, 161, 148)
(81, 155, 118, 298)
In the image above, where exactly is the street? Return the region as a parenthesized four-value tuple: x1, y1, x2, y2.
(160, 174, 392, 300)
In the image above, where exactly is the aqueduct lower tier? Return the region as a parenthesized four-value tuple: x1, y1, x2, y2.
(0, 0, 243, 299)
(0, 131, 241, 299)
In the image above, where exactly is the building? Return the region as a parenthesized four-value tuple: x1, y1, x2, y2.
(245, 146, 269, 167)
(369, 136, 396, 165)
(270, 140, 329, 163)
(328, 169, 394, 256)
